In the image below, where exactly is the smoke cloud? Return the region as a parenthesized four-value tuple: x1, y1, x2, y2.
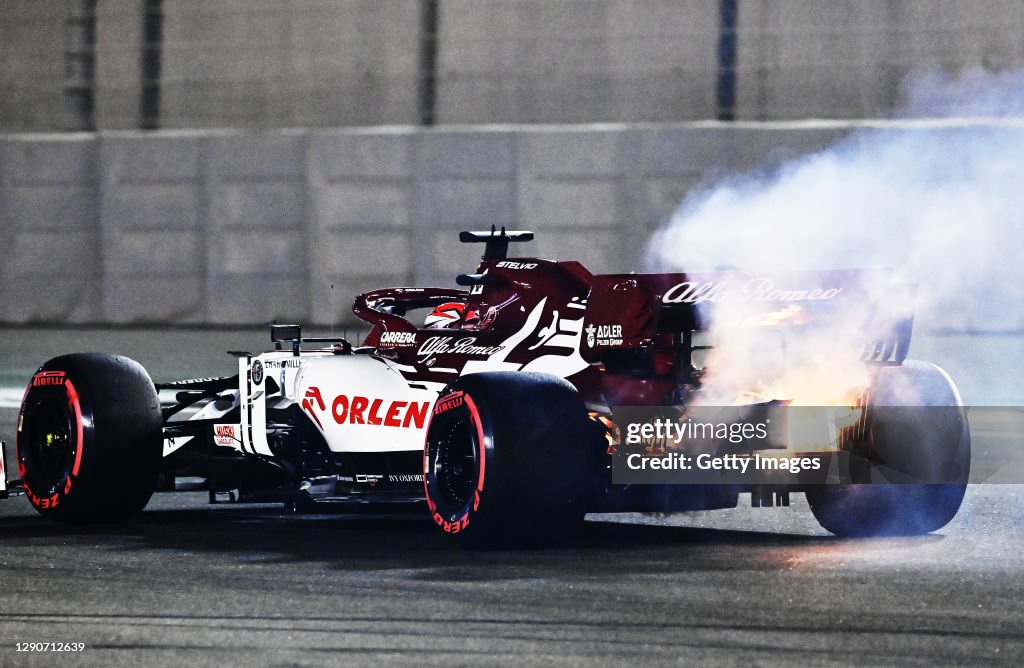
(647, 67, 1024, 405)
(648, 66, 1024, 334)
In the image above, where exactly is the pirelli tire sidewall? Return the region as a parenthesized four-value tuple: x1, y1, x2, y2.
(423, 385, 496, 541)
(17, 354, 163, 523)
(423, 371, 592, 546)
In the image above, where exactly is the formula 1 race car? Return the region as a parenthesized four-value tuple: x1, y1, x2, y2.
(2, 229, 970, 544)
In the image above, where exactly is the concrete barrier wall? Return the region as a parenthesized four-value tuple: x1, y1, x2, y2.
(7, 1, 1024, 131)
(0, 123, 860, 326)
(159, 0, 422, 129)
(0, 2, 73, 131)
(736, 0, 1024, 120)
(436, 0, 718, 123)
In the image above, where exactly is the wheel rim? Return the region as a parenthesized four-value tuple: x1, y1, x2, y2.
(24, 398, 75, 493)
(430, 415, 478, 510)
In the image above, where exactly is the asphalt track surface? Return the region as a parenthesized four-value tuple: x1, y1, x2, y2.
(0, 328, 1021, 666)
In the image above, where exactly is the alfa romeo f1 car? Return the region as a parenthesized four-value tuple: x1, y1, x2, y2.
(2, 229, 970, 544)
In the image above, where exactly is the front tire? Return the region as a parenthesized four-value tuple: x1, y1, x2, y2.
(423, 372, 597, 546)
(17, 353, 163, 523)
(807, 360, 970, 537)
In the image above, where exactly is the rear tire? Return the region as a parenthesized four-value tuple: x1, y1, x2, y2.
(807, 360, 970, 537)
(423, 372, 596, 547)
(17, 353, 163, 523)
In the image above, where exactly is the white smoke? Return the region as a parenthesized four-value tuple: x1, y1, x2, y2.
(648, 67, 1024, 334)
(647, 67, 1024, 405)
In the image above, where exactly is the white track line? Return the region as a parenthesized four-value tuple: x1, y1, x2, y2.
(0, 389, 24, 409)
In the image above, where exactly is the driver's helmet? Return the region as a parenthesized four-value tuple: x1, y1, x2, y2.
(424, 302, 478, 329)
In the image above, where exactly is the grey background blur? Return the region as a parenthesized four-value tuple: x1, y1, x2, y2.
(2, 0, 1024, 326)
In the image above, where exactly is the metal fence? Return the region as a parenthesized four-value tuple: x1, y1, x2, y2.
(4, 0, 1024, 133)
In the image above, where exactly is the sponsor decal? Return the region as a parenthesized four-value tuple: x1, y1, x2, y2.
(31, 371, 66, 387)
(302, 387, 325, 430)
(213, 424, 240, 446)
(389, 474, 423, 483)
(379, 331, 417, 347)
(417, 336, 504, 363)
(161, 376, 226, 387)
(433, 391, 464, 416)
(303, 386, 430, 430)
(250, 359, 264, 385)
(661, 277, 844, 305)
(265, 359, 301, 369)
(355, 473, 383, 487)
(585, 324, 623, 348)
(496, 261, 538, 270)
(331, 394, 430, 429)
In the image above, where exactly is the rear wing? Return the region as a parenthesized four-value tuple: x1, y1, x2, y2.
(583, 269, 916, 365)
(460, 227, 534, 261)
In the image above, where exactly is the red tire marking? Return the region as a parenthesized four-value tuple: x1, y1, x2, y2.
(18, 372, 83, 508)
(463, 394, 486, 495)
(65, 379, 84, 478)
(424, 390, 487, 531)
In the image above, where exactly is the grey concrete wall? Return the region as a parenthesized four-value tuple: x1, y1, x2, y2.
(94, 0, 144, 130)
(159, 0, 422, 128)
(0, 123, 857, 327)
(0, 135, 102, 322)
(736, 0, 1024, 119)
(436, 0, 718, 123)
(0, 1, 72, 131)
(8, 1, 1024, 131)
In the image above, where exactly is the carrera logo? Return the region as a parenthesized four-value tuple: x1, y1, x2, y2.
(32, 371, 66, 387)
(379, 331, 416, 346)
(661, 278, 844, 304)
(213, 424, 239, 446)
(302, 386, 430, 430)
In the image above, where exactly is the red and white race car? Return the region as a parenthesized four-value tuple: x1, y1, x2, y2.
(3, 229, 970, 544)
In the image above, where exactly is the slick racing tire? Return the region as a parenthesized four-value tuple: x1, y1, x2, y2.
(807, 360, 970, 537)
(423, 371, 595, 547)
(17, 354, 163, 523)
